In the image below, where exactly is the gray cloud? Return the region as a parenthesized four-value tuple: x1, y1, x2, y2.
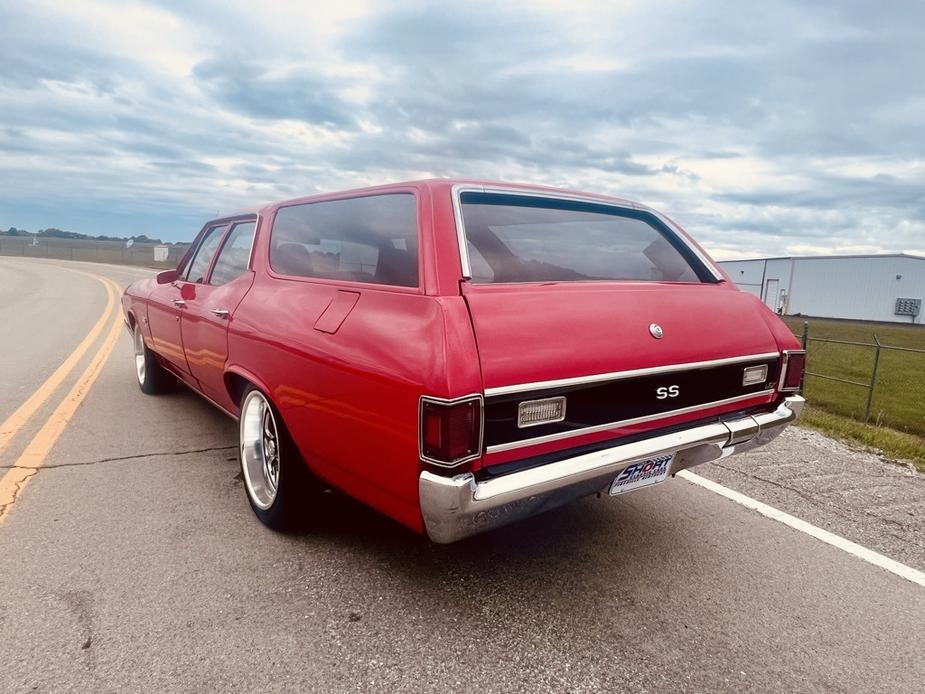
(192, 58, 357, 126)
(0, 0, 923, 256)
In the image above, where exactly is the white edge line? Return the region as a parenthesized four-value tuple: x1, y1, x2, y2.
(676, 470, 925, 589)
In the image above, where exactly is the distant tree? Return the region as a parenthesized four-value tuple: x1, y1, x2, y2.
(38, 228, 84, 239)
(1, 224, 165, 244)
(130, 234, 164, 244)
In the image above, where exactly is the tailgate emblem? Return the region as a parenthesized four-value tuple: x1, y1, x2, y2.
(648, 323, 664, 339)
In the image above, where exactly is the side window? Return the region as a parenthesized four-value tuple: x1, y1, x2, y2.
(184, 225, 227, 283)
(210, 221, 256, 286)
(269, 194, 418, 287)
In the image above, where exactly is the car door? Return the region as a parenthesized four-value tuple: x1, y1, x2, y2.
(145, 224, 223, 375)
(180, 219, 257, 411)
(145, 279, 190, 375)
(148, 223, 226, 376)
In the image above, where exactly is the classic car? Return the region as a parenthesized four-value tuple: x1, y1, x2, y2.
(122, 179, 805, 543)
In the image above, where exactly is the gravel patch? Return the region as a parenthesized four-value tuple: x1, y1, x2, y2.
(696, 425, 925, 571)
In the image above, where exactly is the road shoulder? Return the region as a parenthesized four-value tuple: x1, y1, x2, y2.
(696, 425, 924, 571)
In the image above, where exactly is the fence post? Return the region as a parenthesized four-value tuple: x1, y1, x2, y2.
(865, 335, 881, 422)
(800, 321, 809, 391)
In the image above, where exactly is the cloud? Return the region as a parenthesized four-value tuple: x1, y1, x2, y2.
(0, 0, 923, 256)
(192, 58, 357, 126)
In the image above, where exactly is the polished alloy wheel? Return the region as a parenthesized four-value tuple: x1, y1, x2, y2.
(240, 390, 281, 510)
(133, 326, 146, 385)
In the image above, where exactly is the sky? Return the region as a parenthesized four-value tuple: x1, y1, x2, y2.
(0, 0, 923, 259)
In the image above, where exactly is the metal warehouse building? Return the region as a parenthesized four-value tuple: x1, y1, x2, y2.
(718, 254, 924, 324)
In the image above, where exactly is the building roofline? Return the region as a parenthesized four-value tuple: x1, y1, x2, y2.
(718, 253, 925, 263)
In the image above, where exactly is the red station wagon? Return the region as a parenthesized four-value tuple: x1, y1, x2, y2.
(122, 180, 805, 543)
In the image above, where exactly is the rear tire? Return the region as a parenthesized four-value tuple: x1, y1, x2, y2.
(238, 386, 316, 531)
(133, 323, 175, 395)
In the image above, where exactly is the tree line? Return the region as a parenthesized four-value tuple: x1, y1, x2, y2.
(1, 227, 169, 244)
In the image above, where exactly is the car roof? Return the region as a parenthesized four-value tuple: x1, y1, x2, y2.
(256, 178, 643, 214)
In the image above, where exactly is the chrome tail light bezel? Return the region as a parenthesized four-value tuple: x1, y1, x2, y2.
(778, 349, 807, 393)
(418, 394, 484, 468)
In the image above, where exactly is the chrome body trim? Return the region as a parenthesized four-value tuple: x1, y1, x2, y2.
(486, 388, 776, 453)
(451, 184, 473, 278)
(419, 396, 804, 543)
(484, 352, 780, 397)
(649, 210, 725, 281)
(418, 394, 485, 468)
(245, 213, 260, 273)
(450, 184, 725, 282)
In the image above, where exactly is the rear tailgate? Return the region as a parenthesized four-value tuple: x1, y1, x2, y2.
(462, 282, 782, 460)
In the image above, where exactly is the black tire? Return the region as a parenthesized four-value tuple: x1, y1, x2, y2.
(133, 323, 175, 395)
(238, 386, 316, 531)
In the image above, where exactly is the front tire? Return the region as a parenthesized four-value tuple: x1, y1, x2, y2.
(133, 323, 175, 394)
(239, 387, 315, 530)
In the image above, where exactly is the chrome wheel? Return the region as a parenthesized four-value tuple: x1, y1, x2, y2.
(133, 326, 146, 385)
(240, 390, 281, 510)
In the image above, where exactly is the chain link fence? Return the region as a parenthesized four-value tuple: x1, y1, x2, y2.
(0, 236, 191, 268)
(796, 321, 925, 437)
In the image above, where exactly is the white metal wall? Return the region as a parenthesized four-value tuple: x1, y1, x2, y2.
(720, 258, 793, 310)
(720, 260, 764, 299)
(719, 256, 925, 323)
(788, 256, 924, 323)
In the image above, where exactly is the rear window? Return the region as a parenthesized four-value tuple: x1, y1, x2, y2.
(270, 193, 418, 287)
(459, 192, 708, 284)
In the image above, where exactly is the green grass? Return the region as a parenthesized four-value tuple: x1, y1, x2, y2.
(799, 406, 925, 472)
(782, 316, 925, 438)
(779, 316, 925, 467)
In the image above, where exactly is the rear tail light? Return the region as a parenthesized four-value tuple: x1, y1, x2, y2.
(779, 350, 806, 392)
(419, 396, 482, 467)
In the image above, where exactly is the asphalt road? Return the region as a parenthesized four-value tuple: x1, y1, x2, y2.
(1, 256, 923, 693)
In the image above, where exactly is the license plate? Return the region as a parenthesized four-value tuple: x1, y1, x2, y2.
(609, 454, 674, 496)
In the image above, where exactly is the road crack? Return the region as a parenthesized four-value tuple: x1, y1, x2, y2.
(0, 445, 236, 471)
(0, 468, 39, 520)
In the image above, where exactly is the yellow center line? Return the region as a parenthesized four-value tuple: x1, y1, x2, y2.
(0, 275, 126, 523)
(0, 269, 117, 456)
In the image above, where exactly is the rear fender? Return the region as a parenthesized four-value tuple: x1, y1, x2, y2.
(223, 365, 273, 417)
(749, 294, 802, 351)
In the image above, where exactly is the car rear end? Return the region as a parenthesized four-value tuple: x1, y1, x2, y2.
(418, 184, 805, 543)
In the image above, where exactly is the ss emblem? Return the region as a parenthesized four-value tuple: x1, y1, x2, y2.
(656, 385, 680, 400)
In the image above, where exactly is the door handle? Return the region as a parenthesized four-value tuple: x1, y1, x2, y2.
(210, 308, 230, 318)
(172, 299, 186, 307)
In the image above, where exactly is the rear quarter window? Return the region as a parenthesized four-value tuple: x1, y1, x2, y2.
(269, 193, 419, 287)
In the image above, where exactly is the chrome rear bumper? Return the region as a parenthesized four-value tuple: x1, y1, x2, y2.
(419, 395, 804, 543)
